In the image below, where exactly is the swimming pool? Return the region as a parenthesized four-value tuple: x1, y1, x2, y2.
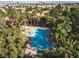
(29, 28, 54, 50)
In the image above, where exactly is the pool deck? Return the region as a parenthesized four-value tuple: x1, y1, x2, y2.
(20, 26, 49, 37)
(20, 26, 49, 30)
(25, 44, 37, 56)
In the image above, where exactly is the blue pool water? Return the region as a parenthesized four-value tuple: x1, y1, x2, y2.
(29, 28, 54, 50)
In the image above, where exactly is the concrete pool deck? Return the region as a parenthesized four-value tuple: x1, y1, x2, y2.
(20, 26, 49, 37)
(20, 26, 49, 30)
(25, 44, 37, 57)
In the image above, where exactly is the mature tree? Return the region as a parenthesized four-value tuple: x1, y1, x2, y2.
(0, 25, 28, 58)
(7, 7, 18, 20)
